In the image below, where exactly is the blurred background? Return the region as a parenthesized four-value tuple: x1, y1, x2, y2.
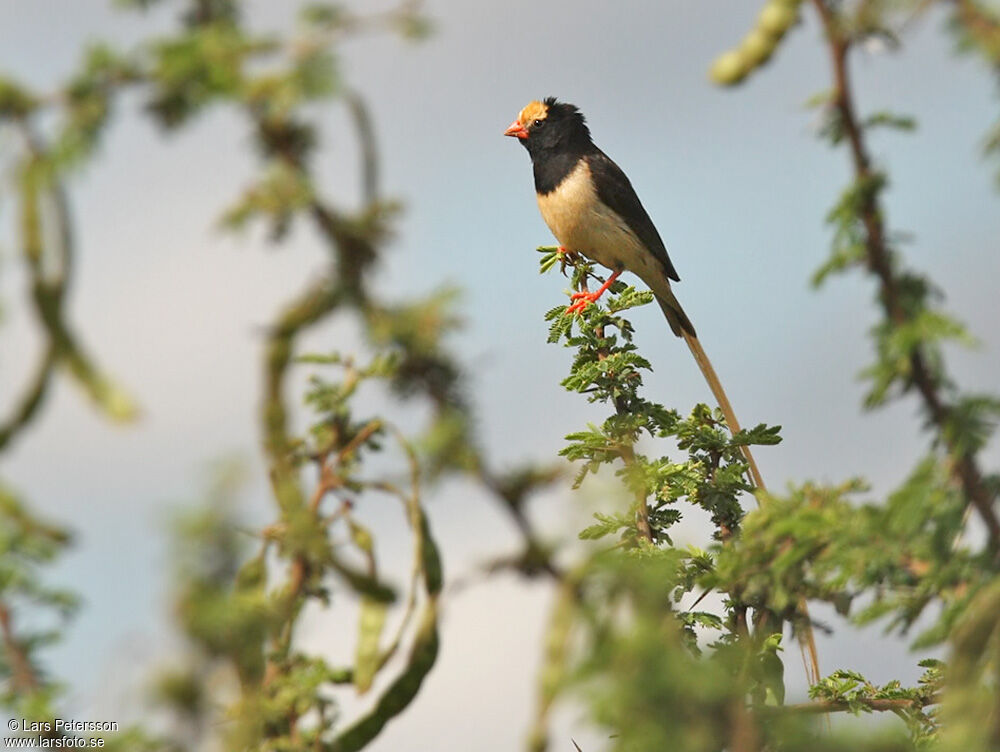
(1, 0, 998, 749)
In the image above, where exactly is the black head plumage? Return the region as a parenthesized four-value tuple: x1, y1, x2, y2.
(542, 97, 588, 132)
(519, 97, 593, 158)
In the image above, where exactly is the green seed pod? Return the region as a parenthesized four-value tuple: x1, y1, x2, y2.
(709, 50, 748, 86)
(758, 0, 799, 37)
(741, 28, 777, 66)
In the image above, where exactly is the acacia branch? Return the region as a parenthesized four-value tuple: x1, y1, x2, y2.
(763, 693, 940, 715)
(0, 601, 40, 693)
(344, 90, 379, 204)
(478, 469, 565, 580)
(595, 323, 653, 544)
(810, 0, 1000, 555)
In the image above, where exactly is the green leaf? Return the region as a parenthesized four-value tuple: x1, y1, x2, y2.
(579, 512, 631, 541)
(538, 245, 562, 274)
(760, 647, 785, 706)
(354, 597, 388, 694)
(731, 423, 783, 447)
(862, 111, 917, 132)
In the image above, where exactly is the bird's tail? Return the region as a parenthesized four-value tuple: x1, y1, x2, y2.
(655, 289, 697, 339)
(655, 287, 822, 688)
(654, 290, 764, 488)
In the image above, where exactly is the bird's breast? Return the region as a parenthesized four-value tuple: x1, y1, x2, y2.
(536, 159, 646, 272)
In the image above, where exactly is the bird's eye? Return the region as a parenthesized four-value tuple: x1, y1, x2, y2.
(533, 119, 544, 128)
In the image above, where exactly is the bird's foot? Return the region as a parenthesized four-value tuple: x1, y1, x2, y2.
(565, 289, 600, 315)
(564, 270, 622, 315)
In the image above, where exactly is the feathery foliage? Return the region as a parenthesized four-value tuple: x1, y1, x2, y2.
(0, 1, 998, 751)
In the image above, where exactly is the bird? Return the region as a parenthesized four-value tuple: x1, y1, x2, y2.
(504, 98, 823, 690)
(503, 96, 763, 489)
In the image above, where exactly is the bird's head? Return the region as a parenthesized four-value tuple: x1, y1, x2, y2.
(504, 97, 591, 155)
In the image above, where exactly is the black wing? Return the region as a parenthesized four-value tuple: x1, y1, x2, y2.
(585, 150, 679, 282)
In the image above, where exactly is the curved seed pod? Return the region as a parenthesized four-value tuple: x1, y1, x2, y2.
(758, 0, 800, 37)
(741, 28, 778, 67)
(709, 50, 749, 86)
(709, 0, 804, 86)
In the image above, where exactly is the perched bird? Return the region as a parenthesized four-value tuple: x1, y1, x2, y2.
(503, 97, 763, 488)
(504, 97, 694, 336)
(505, 99, 823, 690)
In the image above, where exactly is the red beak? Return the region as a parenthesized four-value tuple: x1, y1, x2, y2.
(504, 119, 528, 139)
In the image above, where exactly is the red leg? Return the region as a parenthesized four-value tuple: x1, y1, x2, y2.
(566, 270, 622, 314)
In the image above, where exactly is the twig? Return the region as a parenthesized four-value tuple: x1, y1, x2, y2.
(595, 323, 653, 544)
(0, 601, 39, 693)
(336, 419, 383, 465)
(479, 469, 565, 581)
(345, 90, 379, 204)
(810, 0, 1000, 556)
(760, 694, 940, 715)
(730, 697, 760, 752)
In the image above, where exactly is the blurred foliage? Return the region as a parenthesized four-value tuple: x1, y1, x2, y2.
(525, 254, 989, 750)
(528, 2, 1000, 752)
(0, 0, 550, 749)
(0, 486, 76, 726)
(540, 261, 779, 543)
(0, 1, 999, 751)
(948, 0, 1000, 184)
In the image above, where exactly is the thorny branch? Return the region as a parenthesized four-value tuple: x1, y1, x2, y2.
(810, 0, 1000, 556)
(0, 601, 39, 693)
(773, 694, 940, 715)
(594, 322, 654, 545)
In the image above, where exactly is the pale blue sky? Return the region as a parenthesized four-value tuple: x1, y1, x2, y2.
(1, 1, 999, 749)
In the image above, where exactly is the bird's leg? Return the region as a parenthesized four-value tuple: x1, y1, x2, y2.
(566, 269, 622, 314)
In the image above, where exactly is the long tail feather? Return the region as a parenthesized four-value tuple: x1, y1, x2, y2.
(654, 292, 764, 488)
(654, 288, 822, 689)
(681, 329, 766, 491)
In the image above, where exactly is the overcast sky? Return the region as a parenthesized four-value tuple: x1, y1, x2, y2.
(2, 1, 999, 749)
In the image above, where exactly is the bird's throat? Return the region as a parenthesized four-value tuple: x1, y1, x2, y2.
(532, 147, 590, 196)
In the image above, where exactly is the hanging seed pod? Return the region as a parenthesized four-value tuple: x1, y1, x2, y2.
(709, 0, 804, 86)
